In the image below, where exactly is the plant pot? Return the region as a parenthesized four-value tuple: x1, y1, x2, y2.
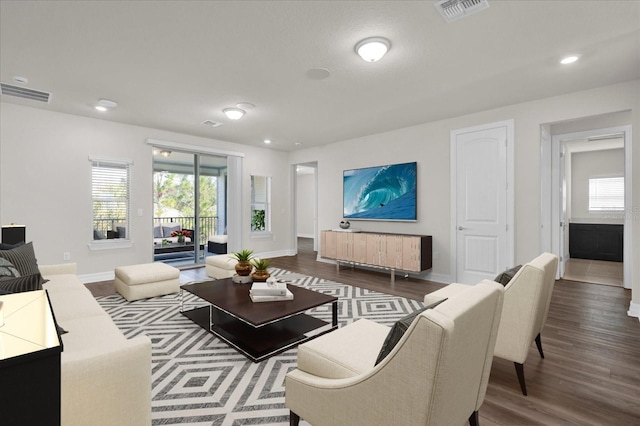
(251, 270, 271, 282)
(177, 235, 185, 244)
(235, 261, 253, 276)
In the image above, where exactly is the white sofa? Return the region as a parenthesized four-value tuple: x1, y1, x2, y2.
(153, 221, 192, 245)
(40, 263, 152, 426)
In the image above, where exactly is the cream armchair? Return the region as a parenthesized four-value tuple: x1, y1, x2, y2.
(285, 280, 504, 426)
(424, 252, 559, 395)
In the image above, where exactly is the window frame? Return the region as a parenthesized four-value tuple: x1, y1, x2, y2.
(88, 156, 133, 250)
(250, 175, 271, 237)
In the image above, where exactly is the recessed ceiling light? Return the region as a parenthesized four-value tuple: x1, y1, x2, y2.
(306, 68, 331, 80)
(12, 75, 28, 84)
(264, 139, 271, 144)
(95, 105, 108, 112)
(355, 37, 391, 62)
(560, 55, 580, 65)
(237, 102, 255, 110)
(223, 107, 245, 120)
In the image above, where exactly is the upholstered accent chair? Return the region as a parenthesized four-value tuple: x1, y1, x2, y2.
(424, 252, 559, 395)
(285, 280, 504, 426)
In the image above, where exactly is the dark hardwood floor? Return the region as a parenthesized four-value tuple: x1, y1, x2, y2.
(86, 238, 640, 425)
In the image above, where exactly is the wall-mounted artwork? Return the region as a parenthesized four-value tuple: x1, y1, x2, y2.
(343, 161, 417, 221)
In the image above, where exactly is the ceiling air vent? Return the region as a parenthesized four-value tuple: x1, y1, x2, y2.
(202, 120, 223, 128)
(0, 83, 51, 103)
(435, 0, 489, 23)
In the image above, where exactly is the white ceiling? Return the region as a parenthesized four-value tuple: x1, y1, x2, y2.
(1, 1, 639, 152)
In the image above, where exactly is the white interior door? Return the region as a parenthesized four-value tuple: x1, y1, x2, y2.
(452, 121, 514, 284)
(559, 144, 569, 277)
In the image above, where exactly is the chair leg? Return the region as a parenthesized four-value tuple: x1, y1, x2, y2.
(535, 333, 544, 358)
(290, 411, 300, 426)
(469, 410, 479, 426)
(514, 362, 528, 396)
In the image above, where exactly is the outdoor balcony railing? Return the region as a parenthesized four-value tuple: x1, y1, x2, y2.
(93, 216, 220, 242)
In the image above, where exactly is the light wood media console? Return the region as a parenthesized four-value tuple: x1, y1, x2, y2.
(321, 230, 432, 282)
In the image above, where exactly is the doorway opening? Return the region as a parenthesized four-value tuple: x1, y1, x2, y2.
(294, 162, 318, 255)
(542, 115, 632, 292)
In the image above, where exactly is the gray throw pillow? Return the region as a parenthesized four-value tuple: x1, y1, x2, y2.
(374, 298, 448, 365)
(154, 226, 163, 238)
(0, 242, 41, 277)
(163, 225, 181, 237)
(494, 265, 522, 286)
(0, 257, 20, 278)
(0, 273, 44, 293)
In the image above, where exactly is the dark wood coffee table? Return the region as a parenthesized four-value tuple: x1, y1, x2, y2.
(179, 278, 338, 362)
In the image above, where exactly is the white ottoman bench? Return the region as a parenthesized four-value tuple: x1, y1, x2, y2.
(207, 234, 228, 254)
(205, 254, 237, 279)
(114, 262, 180, 301)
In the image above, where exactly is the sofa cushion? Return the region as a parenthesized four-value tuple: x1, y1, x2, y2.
(0, 257, 20, 278)
(374, 298, 448, 365)
(0, 273, 44, 293)
(297, 318, 390, 379)
(162, 223, 181, 237)
(494, 265, 523, 286)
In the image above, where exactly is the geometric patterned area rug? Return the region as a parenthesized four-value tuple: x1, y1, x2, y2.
(96, 268, 424, 425)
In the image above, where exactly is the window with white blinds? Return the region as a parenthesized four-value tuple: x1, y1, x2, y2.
(251, 175, 271, 233)
(589, 176, 624, 211)
(91, 157, 131, 241)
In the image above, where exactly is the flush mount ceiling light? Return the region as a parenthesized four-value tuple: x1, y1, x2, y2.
(95, 98, 118, 112)
(223, 107, 245, 120)
(355, 37, 391, 62)
(560, 55, 580, 65)
(264, 139, 271, 144)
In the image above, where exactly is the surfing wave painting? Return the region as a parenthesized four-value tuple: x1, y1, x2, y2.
(343, 162, 417, 221)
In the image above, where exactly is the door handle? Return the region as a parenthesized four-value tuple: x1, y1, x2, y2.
(458, 226, 465, 231)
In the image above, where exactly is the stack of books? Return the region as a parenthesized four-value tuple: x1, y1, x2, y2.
(249, 278, 294, 302)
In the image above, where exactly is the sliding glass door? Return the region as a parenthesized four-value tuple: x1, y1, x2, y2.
(152, 150, 227, 267)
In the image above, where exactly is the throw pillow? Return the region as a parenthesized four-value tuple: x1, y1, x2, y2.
(116, 226, 126, 239)
(153, 225, 163, 238)
(494, 265, 523, 286)
(0, 242, 41, 277)
(374, 298, 448, 366)
(0, 241, 24, 250)
(163, 225, 181, 237)
(0, 273, 44, 293)
(0, 258, 21, 278)
(56, 324, 69, 335)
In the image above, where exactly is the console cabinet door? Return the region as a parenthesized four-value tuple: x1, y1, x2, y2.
(352, 233, 368, 263)
(336, 232, 352, 261)
(385, 235, 404, 269)
(366, 233, 386, 266)
(402, 236, 421, 272)
(321, 230, 337, 259)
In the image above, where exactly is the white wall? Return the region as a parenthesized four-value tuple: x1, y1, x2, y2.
(296, 172, 315, 238)
(289, 80, 639, 310)
(571, 148, 625, 224)
(0, 103, 292, 279)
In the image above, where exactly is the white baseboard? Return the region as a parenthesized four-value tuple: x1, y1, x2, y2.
(628, 300, 640, 320)
(78, 271, 115, 284)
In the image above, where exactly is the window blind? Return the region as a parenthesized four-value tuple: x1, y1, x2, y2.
(589, 177, 624, 211)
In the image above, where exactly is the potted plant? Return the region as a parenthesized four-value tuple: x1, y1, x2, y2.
(251, 258, 270, 282)
(231, 249, 254, 276)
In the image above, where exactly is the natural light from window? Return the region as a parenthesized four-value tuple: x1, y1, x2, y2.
(588, 177, 624, 212)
